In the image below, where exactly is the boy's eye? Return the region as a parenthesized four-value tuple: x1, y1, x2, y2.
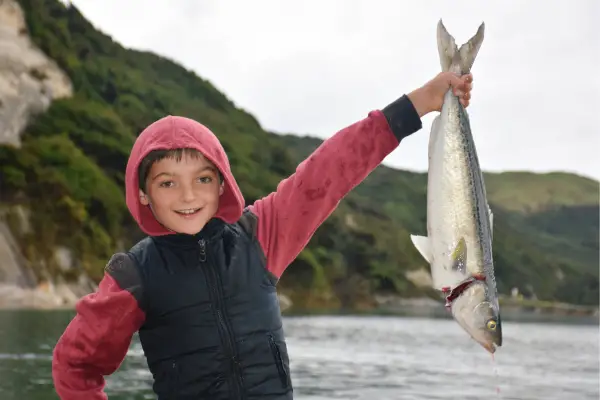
(197, 176, 213, 183)
(159, 180, 174, 188)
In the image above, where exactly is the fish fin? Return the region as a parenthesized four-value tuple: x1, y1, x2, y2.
(450, 237, 468, 274)
(429, 238, 469, 291)
(436, 19, 457, 72)
(437, 19, 485, 74)
(457, 23, 485, 73)
(412, 235, 470, 291)
(410, 234, 432, 263)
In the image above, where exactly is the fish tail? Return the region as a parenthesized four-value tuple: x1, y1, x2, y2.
(437, 19, 485, 74)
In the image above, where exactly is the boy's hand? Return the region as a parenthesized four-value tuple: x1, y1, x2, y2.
(407, 72, 474, 117)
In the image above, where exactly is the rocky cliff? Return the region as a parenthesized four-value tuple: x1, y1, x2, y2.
(0, 0, 92, 308)
(0, 0, 72, 146)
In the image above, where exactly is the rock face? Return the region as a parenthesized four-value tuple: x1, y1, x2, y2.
(0, 0, 73, 147)
(0, 218, 35, 288)
(0, 205, 98, 309)
(0, 0, 86, 308)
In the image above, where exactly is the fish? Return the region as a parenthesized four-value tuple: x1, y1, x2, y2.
(410, 19, 502, 354)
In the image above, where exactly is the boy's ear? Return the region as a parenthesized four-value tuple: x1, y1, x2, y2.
(219, 183, 224, 196)
(139, 189, 150, 205)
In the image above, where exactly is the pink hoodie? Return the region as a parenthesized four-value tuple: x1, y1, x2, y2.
(124, 115, 245, 236)
(51, 100, 420, 399)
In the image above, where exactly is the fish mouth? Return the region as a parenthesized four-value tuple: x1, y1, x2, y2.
(480, 328, 502, 354)
(481, 342, 497, 354)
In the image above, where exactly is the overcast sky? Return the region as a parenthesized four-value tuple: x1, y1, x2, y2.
(63, 0, 599, 180)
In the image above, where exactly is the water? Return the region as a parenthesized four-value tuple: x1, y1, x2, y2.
(0, 310, 598, 399)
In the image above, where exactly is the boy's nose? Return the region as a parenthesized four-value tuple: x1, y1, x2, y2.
(181, 185, 196, 202)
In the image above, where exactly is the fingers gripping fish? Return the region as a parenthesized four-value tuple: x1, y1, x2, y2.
(410, 20, 502, 354)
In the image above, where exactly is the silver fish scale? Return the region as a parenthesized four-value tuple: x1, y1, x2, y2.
(427, 91, 496, 297)
(457, 101, 497, 287)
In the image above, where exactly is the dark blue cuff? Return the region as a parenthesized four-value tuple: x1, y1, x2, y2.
(381, 94, 422, 141)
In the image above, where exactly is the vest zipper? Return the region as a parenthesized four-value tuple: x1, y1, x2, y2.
(268, 333, 289, 388)
(199, 239, 245, 399)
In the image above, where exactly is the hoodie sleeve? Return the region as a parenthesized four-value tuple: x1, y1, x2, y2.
(52, 253, 145, 400)
(248, 94, 422, 279)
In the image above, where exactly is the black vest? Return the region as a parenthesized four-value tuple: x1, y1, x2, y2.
(127, 210, 293, 399)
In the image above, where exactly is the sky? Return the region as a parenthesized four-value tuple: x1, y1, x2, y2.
(62, 0, 599, 180)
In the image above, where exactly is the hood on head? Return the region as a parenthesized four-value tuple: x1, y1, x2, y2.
(125, 115, 245, 236)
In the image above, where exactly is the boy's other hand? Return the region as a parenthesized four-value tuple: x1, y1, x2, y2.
(407, 72, 473, 117)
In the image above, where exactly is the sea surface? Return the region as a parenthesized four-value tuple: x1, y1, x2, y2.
(0, 310, 598, 399)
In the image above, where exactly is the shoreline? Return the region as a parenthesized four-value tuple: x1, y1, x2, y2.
(0, 282, 91, 310)
(282, 305, 599, 326)
(0, 284, 597, 325)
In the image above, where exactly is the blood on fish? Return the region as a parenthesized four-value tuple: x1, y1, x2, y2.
(491, 353, 501, 397)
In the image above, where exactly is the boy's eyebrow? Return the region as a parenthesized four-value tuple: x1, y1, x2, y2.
(151, 172, 172, 181)
(151, 166, 217, 181)
(196, 166, 218, 174)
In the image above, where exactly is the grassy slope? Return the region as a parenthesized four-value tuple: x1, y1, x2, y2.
(0, 0, 597, 308)
(277, 134, 599, 306)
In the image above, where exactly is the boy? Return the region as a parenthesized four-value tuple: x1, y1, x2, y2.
(51, 71, 473, 400)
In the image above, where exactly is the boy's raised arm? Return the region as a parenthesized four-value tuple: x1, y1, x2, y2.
(248, 94, 422, 279)
(52, 253, 145, 400)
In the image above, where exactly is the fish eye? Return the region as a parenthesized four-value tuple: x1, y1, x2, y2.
(486, 319, 497, 331)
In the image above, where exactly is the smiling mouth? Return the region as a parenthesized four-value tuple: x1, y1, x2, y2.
(175, 208, 201, 216)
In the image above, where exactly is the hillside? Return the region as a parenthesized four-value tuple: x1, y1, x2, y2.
(278, 134, 600, 305)
(0, 0, 598, 310)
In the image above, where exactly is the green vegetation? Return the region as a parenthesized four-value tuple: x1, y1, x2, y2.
(279, 134, 599, 306)
(1, 0, 598, 309)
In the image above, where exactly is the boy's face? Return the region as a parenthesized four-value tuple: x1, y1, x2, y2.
(139, 152, 224, 235)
